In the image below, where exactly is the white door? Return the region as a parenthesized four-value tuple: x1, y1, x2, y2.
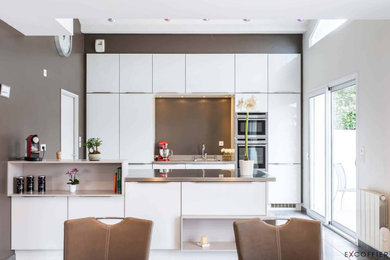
(61, 89, 79, 160)
(87, 54, 120, 93)
(120, 54, 153, 93)
(120, 94, 154, 163)
(12, 197, 67, 250)
(268, 164, 301, 203)
(125, 182, 181, 249)
(153, 54, 185, 93)
(186, 54, 234, 93)
(235, 54, 268, 93)
(268, 54, 301, 93)
(268, 94, 301, 164)
(87, 94, 119, 159)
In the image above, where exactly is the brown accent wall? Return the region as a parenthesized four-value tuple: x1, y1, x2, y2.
(84, 34, 302, 54)
(0, 20, 85, 258)
(155, 98, 231, 155)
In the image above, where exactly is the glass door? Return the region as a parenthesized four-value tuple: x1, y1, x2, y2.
(331, 84, 357, 235)
(309, 93, 326, 219)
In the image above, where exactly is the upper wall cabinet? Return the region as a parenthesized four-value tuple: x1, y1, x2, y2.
(120, 54, 153, 93)
(87, 54, 119, 93)
(186, 54, 234, 93)
(268, 54, 301, 93)
(153, 54, 185, 93)
(235, 54, 268, 93)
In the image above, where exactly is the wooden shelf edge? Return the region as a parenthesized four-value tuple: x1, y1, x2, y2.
(9, 190, 123, 197)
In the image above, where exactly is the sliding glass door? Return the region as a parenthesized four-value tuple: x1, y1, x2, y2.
(308, 77, 357, 238)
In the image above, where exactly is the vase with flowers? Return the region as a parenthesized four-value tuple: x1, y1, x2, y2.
(236, 95, 258, 177)
(66, 168, 80, 193)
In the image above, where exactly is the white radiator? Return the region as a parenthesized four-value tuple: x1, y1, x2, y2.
(359, 189, 388, 251)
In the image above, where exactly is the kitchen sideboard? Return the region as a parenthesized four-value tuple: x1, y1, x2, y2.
(9, 160, 275, 260)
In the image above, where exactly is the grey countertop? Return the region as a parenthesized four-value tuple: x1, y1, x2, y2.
(125, 169, 275, 182)
(153, 155, 235, 164)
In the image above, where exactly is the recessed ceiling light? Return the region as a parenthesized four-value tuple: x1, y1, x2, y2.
(202, 19, 210, 22)
(243, 19, 251, 22)
(164, 18, 171, 22)
(297, 19, 304, 22)
(107, 18, 115, 23)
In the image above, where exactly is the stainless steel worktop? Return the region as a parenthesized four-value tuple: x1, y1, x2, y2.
(125, 169, 275, 182)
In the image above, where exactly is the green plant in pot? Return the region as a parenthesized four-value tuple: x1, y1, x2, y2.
(236, 95, 257, 177)
(84, 138, 102, 161)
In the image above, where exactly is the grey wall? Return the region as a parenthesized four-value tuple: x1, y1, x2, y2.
(155, 98, 231, 155)
(84, 34, 302, 53)
(0, 20, 85, 258)
(302, 20, 390, 228)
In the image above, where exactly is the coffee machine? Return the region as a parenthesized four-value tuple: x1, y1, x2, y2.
(25, 135, 43, 161)
(157, 141, 173, 161)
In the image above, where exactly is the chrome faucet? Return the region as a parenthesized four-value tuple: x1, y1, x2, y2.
(201, 144, 207, 159)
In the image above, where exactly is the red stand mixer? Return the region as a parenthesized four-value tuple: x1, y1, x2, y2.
(157, 141, 173, 161)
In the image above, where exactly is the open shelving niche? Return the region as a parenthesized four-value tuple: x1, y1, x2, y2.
(7, 160, 128, 197)
(180, 215, 270, 252)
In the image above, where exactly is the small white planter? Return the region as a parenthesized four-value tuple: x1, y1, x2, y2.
(239, 160, 254, 177)
(88, 153, 101, 161)
(69, 185, 77, 193)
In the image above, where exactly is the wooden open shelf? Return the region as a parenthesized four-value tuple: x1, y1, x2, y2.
(10, 190, 123, 197)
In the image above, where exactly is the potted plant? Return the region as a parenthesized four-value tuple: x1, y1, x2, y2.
(66, 168, 80, 193)
(236, 95, 257, 177)
(84, 138, 102, 161)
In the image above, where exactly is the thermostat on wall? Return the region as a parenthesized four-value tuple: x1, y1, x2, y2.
(95, 39, 105, 53)
(0, 84, 11, 99)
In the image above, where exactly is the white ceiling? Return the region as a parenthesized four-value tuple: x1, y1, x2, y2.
(1, 0, 390, 35)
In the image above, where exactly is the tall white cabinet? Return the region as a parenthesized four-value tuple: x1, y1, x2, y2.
(153, 54, 185, 93)
(235, 54, 268, 93)
(120, 54, 153, 93)
(268, 54, 301, 93)
(87, 54, 119, 93)
(120, 94, 154, 163)
(87, 94, 120, 160)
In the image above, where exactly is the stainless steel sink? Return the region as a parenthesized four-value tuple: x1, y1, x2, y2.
(193, 155, 221, 162)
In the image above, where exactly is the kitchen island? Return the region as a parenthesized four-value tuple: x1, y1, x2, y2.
(125, 168, 275, 260)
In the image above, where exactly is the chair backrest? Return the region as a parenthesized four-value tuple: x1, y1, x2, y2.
(64, 217, 153, 260)
(234, 218, 322, 260)
(334, 163, 347, 191)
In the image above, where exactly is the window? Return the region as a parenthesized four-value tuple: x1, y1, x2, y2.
(309, 19, 347, 47)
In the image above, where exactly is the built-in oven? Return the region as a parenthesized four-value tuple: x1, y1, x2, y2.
(236, 113, 267, 139)
(236, 139, 267, 170)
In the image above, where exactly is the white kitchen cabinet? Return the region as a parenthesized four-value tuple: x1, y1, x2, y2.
(268, 94, 301, 164)
(182, 182, 266, 215)
(235, 54, 268, 93)
(153, 164, 186, 170)
(120, 94, 154, 163)
(87, 54, 119, 93)
(185, 163, 235, 170)
(128, 164, 153, 170)
(87, 94, 119, 159)
(125, 182, 181, 249)
(268, 54, 301, 93)
(12, 197, 67, 250)
(268, 164, 301, 204)
(153, 54, 185, 93)
(120, 54, 153, 93)
(235, 94, 268, 112)
(186, 54, 235, 93)
(68, 197, 124, 219)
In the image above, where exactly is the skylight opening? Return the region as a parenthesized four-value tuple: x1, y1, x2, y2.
(309, 19, 347, 47)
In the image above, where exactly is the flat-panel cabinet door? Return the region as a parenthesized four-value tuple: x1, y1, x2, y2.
(125, 182, 181, 249)
(87, 54, 119, 93)
(12, 197, 67, 250)
(120, 54, 153, 93)
(235, 54, 268, 93)
(87, 94, 120, 159)
(120, 94, 154, 163)
(268, 54, 301, 93)
(268, 164, 301, 203)
(268, 94, 301, 164)
(68, 197, 124, 219)
(235, 94, 268, 112)
(153, 54, 185, 93)
(186, 54, 234, 93)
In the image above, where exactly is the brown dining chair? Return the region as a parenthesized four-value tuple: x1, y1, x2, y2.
(64, 217, 153, 260)
(234, 217, 322, 260)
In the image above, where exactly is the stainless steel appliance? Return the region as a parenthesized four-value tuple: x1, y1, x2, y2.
(236, 113, 267, 139)
(236, 112, 268, 170)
